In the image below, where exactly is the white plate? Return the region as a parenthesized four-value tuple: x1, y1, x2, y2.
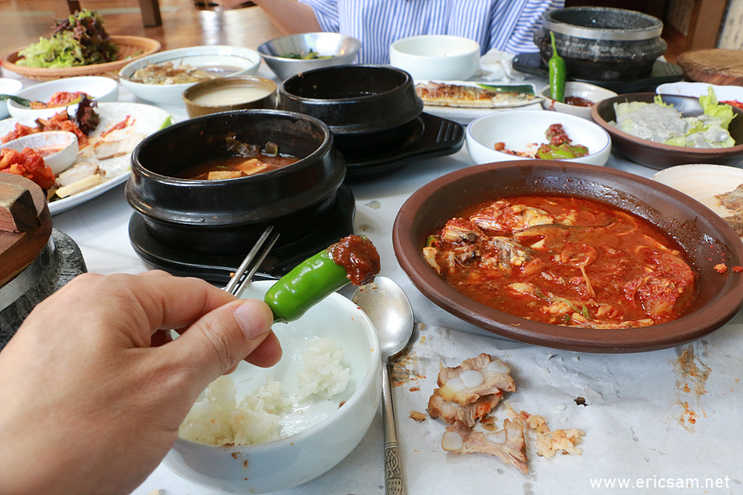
(7, 76, 119, 120)
(0, 102, 174, 214)
(656, 82, 743, 102)
(416, 80, 543, 125)
(652, 164, 743, 228)
(119, 45, 262, 106)
(0, 77, 23, 120)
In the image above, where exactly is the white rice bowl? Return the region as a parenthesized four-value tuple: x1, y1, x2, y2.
(164, 280, 382, 493)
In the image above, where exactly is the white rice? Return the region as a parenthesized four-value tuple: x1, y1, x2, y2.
(297, 336, 351, 400)
(179, 337, 350, 446)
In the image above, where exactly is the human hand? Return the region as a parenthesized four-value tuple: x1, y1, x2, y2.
(0, 271, 281, 495)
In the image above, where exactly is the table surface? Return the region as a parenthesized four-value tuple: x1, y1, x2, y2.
(2, 65, 741, 495)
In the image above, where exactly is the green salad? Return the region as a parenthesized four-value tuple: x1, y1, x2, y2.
(612, 88, 736, 148)
(17, 9, 119, 68)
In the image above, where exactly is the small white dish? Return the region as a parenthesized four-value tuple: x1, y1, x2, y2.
(163, 280, 381, 493)
(0, 78, 23, 120)
(119, 45, 262, 106)
(652, 164, 743, 229)
(656, 82, 743, 102)
(390, 35, 480, 81)
(466, 108, 612, 166)
(0, 131, 78, 175)
(539, 82, 618, 120)
(7, 76, 118, 120)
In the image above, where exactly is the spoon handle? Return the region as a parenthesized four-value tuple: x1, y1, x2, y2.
(382, 362, 406, 495)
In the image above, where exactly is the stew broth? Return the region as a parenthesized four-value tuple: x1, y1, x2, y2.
(178, 152, 298, 180)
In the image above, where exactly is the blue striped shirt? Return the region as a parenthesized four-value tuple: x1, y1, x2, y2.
(298, 0, 563, 65)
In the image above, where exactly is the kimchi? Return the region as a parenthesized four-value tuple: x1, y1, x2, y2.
(423, 196, 696, 329)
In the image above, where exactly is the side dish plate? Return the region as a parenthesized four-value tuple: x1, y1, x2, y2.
(0, 102, 174, 214)
(416, 80, 543, 124)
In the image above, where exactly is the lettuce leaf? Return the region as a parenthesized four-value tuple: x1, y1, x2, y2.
(700, 87, 735, 129)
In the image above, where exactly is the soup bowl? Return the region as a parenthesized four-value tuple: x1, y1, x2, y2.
(182, 76, 277, 118)
(393, 160, 743, 353)
(126, 109, 346, 256)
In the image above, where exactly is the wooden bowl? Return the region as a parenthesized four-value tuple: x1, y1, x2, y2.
(1, 35, 161, 81)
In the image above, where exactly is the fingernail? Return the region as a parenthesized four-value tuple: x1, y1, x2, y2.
(234, 299, 271, 340)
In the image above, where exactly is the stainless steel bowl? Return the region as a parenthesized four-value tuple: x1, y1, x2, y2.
(257, 32, 362, 80)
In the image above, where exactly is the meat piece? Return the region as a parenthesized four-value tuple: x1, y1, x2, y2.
(470, 201, 554, 234)
(440, 218, 480, 243)
(427, 388, 501, 427)
(437, 354, 515, 405)
(441, 420, 528, 474)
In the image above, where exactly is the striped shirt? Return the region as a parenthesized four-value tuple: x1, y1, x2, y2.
(298, 0, 564, 65)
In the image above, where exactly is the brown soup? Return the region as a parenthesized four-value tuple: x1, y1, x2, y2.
(178, 153, 299, 180)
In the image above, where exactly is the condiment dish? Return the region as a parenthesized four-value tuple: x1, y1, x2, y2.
(6, 76, 118, 120)
(539, 82, 617, 120)
(258, 32, 361, 80)
(0, 131, 78, 175)
(466, 108, 611, 166)
(119, 45, 261, 106)
(182, 76, 277, 118)
(656, 81, 743, 102)
(163, 280, 381, 493)
(389, 34, 480, 81)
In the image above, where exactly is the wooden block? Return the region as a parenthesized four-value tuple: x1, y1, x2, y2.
(0, 175, 43, 233)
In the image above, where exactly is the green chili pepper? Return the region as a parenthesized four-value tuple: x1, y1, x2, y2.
(264, 249, 349, 323)
(264, 235, 380, 323)
(548, 31, 566, 103)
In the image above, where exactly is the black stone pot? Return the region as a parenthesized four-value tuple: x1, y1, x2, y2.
(277, 65, 424, 157)
(535, 7, 667, 81)
(126, 109, 346, 256)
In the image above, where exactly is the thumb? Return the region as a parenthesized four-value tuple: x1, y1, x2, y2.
(167, 298, 274, 392)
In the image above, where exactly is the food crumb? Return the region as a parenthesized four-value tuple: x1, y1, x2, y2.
(409, 386, 420, 392)
(410, 410, 427, 422)
(574, 397, 588, 407)
(715, 263, 728, 273)
(734, 266, 743, 272)
(147, 490, 160, 495)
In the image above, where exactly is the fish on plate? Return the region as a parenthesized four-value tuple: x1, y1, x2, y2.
(415, 81, 542, 108)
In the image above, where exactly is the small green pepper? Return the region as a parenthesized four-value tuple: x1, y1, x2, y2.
(548, 31, 566, 103)
(264, 235, 380, 323)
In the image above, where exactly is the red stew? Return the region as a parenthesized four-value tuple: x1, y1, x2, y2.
(423, 196, 696, 329)
(328, 235, 381, 286)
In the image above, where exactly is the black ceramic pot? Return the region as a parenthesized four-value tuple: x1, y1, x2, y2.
(277, 65, 424, 157)
(535, 7, 667, 81)
(126, 109, 346, 256)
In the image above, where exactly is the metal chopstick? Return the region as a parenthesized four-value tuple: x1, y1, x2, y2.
(224, 225, 280, 297)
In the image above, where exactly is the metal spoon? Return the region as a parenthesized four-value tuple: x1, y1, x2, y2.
(352, 276, 415, 495)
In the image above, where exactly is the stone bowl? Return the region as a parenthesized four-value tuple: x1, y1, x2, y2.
(534, 7, 667, 81)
